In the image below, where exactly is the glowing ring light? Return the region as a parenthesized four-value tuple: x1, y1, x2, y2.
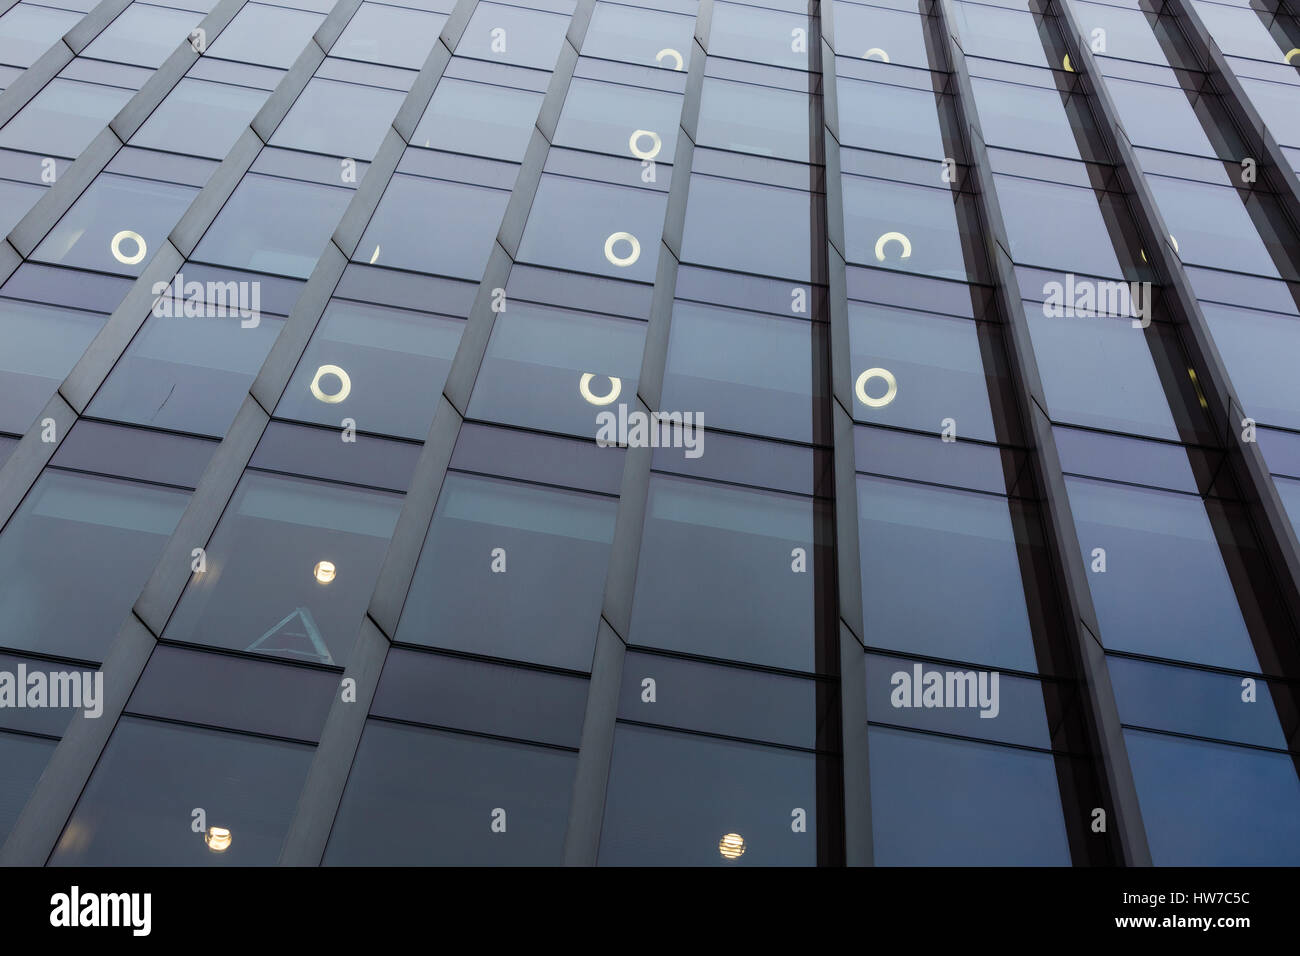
(629, 129, 662, 160)
(604, 232, 640, 267)
(1063, 54, 1073, 72)
(874, 231, 912, 261)
(111, 230, 147, 265)
(862, 48, 890, 62)
(1284, 48, 1299, 64)
(310, 364, 351, 403)
(656, 48, 684, 70)
(579, 373, 622, 406)
(855, 368, 898, 408)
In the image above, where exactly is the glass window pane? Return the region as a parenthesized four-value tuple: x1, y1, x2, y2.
(130, 77, 268, 158)
(0, 78, 134, 158)
(0, 298, 105, 433)
(270, 78, 405, 160)
(331, 2, 445, 68)
(869, 726, 1071, 865)
(696, 77, 808, 162)
(32, 174, 197, 276)
(50, 716, 314, 865)
(453, 2, 570, 70)
(163, 471, 403, 667)
(599, 723, 818, 865)
(553, 78, 681, 160)
(680, 175, 810, 280)
(412, 77, 543, 161)
(357, 174, 509, 278)
(581, 2, 695, 69)
(0, 471, 188, 661)
(277, 298, 463, 440)
(468, 302, 645, 438)
(396, 472, 617, 670)
(325, 720, 575, 865)
(205, 2, 326, 69)
(629, 475, 822, 672)
(1125, 728, 1300, 865)
(194, 174, 353, 277)
(81, 4, 205, 68)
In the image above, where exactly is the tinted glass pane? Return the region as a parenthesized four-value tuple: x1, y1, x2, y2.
(130, 77, 268, 158)
(599, 723, 818, 865)
(0, 471, 188, 660)
(163, 472, 402, 667)
(50, 716, 313, 865)
(412, 77, 543, 160)
(0, 299, 104, 433)
(396, 472, 617, 670)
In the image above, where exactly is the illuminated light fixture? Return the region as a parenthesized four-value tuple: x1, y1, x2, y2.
(719, 833, 745, 860)
(205, 827, 232, 852)
(874, 231, 912, 262)
(604, 231, 641, 267)
(1139, 235, 1178, 262)
(1285, 48, 1299, 64)
(369, 244, 381, 264)
(579, 372, 622, 406)
(855, 367, 898, 408)
(628, 129, 662, 161)
(862, 48, 890, 62)
(1187, 368, 1209, 409)
(656, 48, 684, 70)
(110, 230, 147, 265)
(1063, 54, 1074, 72)
(310, 364, 352, 404)
(314, 560, 337, 584)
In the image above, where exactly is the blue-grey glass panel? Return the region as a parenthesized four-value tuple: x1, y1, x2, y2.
(1203, 304, 1300, 429)
(0, 4, 78, 67)
(467, 302, 645, 439)
(847, 301, 1001, 441)
(324, 721, 575, 865)
(163, 471, 403, 667)
(553, 77, 681, 160)
(357, 174, 509, 278)
(395, 472, 616, 671)
(126, 645, 337, 741)
(0, 298, 104, 433)
(1109, 655, 1289, 750)
(193, 174, 353, 278)
(269, 77, 406, 160)
(371, 648, 588, 747)
(661, 299, 816, 442)
(131, 77, 268, 158)
(0, 471, 188, 661)
(869, 725, 1071, 865)
(581, 1, 695, 68)
(1065, 476, 1261, 671)
(412, 77, 543, 161)
(33, 174, 197, 276)
(453, 2, 570, 70)
(87, 299, 286, 438)
(857, 475, 1040, 671)
(331, 2, 446, 68)
(277, 300, 463, 441)
(0, 651, 96, 737)
(1125, 728, 1300, 865)
(0, 731, 56, 847)
(618, 650, 822, 749)
(0, 79, 134, 158)
(598, 723, 817, 865)
(708, 1, 809, 71)
(249, 421, 421, 492)
(836, 76, 946, 159)
(680, 174, 810, 281)
(450, 421, 625, 495)
(516, 174, 666, 282)
(629, 475, 821, 673)
(81, 4, 204, 68)
(696, 76, 808, 162)
(1147, 175, 1285, 279)
(832, 1, 932, 67)
(52, 420, 216, 488)
(50, 716, 313, 865)
(842, 175, 981, 281)
(205, 2, 325, 68)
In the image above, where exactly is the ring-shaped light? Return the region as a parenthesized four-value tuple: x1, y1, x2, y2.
(579, 373, 622, 406)
(310, 364, 351, 404)
(604, 232, 640, 267)
(629, 129, 662, 160)
(874, 231, 912, 261)
(111, 230, 147, 265)
(855, 368, 898, 408)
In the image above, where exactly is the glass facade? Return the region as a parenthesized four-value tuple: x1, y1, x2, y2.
(0, 0, 1297, 869)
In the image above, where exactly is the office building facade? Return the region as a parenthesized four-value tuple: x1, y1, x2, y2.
(0, 0, 1297, 865)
